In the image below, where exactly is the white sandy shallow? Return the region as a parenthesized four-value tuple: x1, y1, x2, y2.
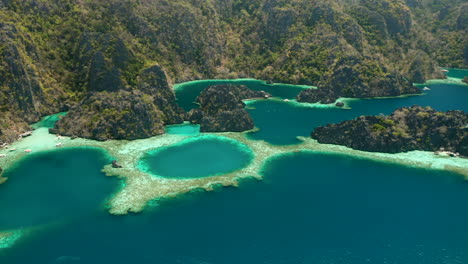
(1, 126, 467, 217)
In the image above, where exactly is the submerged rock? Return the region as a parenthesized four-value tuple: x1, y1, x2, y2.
(335, 102, 345, 107)
(312, 106, 468, 155)
(111, 160, 123, 168)
(187, 84, 270, 132)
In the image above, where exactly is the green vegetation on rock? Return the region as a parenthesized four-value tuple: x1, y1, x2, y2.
(0, 0, 466, 141)
(187, 84, 269, 132)
(312, 106, 468, 155)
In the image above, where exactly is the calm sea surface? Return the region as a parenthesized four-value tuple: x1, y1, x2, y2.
(0, 81, 467, 263)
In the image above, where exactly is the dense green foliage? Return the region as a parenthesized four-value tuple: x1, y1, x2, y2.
(0, 0, 466, 141)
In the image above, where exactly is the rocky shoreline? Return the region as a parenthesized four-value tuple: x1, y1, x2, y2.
(187, 84, 270, 132)
(312, 106, 468, 155)
(1, 0, 466, 143)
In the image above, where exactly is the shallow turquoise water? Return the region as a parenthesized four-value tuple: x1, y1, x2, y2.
(0, 81, 467, 263)
(444, 68, 468, 79)
(174, 79, 310, 111)
(165, 123, 200, 136)
(139, 136, 253, 178)
(0, 148, 118, 230)
(31, 112, 67, 129)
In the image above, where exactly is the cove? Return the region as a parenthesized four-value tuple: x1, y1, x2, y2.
(31, 112, 67, 129)
(0, 147, 118, 230)
(138, 135, 254, 179)
(443, 67, 468, 80)
(247, 83, 468, 145)
(173, 79, 312, 111)
(165, 123, 200, 136)
(2, 152, 468, 263)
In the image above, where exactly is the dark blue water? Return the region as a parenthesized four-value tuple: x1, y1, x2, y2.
(139, 136, 253, 179)
(2, 153, 467, 263)
(247, 84, 468, 145)
(0, 148, 118, 230)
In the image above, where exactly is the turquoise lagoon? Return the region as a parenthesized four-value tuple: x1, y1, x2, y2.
(0, 80, 468, 263)
(31, 112, 67, 129)
(165, 123, 200, 136)
(174, 79, 311, 111)
(444, 68, 468, 80)
(139, 136, 253, 179)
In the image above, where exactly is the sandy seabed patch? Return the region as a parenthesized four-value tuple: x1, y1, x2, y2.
(0, 230, 23, 249)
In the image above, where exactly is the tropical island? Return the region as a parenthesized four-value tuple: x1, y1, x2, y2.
(312, 106, 468, 155)
(0, 1, 468, 261)
(1, 0, 467, 143)
(0, 0, 466, 214)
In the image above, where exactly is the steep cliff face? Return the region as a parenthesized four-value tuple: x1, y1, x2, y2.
(312, 106, 468, 155)
(0, 0, 466, 141)
(0, 21, 65, 143)
(187, 84, 269, 132)
(53, 63, 185, 140)
(52, 33, 184, 140)
(297, 56, 421, 104)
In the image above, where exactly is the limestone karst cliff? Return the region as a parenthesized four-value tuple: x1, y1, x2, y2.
(0, 0, 466, 141)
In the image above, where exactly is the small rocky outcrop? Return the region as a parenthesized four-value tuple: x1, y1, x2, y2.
(297, 88, 338, 104)
(111, 160, 123, 168)
(311, 106, 468, 155)
(187, 84, 270, 132)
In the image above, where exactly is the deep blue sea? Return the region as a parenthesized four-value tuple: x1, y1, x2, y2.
(0, 80, 467, 264)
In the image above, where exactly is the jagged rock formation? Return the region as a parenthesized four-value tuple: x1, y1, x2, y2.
(312, 106, 468, 155)
(0, 0, 466, 141)
(0, 22, 64, 143)
(49, 32, 184, 140)
(297, 56, 421, 104)
(53, 65, 184, 140)
(187, 84, 269, 132)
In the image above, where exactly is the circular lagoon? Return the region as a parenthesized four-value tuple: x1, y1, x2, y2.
(139, 136, 254, 179)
